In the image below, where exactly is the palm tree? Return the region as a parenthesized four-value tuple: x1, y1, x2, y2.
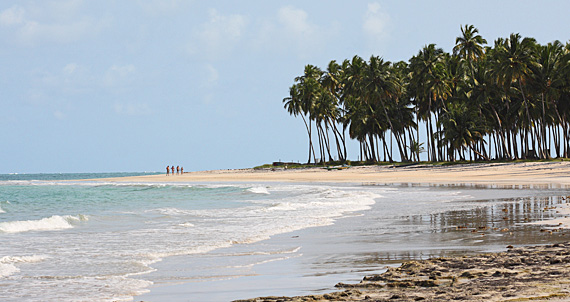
(470, 57, 511, 159)
(321, 60, 348, 161)
(453, 24, 487, 83)
(391, 60, 417, 161)
(409, 44, 448, 161)
(439, 102, 489, 161)
(283, 26, 570, 164)
(285, 64, 325, 163)
(492, 34, 539, 158)
(558, 42, 570, 156)
(530, 41, 565, 158)
(363, 56, 408, 162)
(283, 85, 314, 163)
(343, 56, 382, 161)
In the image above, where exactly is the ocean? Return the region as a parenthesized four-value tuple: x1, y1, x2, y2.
(1, 173, 569, 301)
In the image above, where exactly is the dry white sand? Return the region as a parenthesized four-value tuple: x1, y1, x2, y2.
(96, 161, 570, 187)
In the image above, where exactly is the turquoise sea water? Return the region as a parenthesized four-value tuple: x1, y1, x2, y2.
(1, 173, 569, 301)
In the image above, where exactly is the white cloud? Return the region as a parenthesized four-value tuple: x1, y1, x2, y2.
(60, 63, 91, 91)
(0, 6, 24, 26)
(0, 2, 110, 45)
(137, 0, 186, 15)
(32, 63, 92, 94)
(189, 9, 248, 58)
(31, 62, 135, 98)
(109, 65, 136, 78)
(41, 0, 84, 20)
(19, 18, 100, 43)
(203, 64, 219, 87)
(252, 6, 331, 59)
(63, 63, 79, 75)
(363, 2, 390, 41)
(104, 64, 136, 87)
(278, 6, 314, 36)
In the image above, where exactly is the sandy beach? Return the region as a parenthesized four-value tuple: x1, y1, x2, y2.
(100, 161, 570, 187)
(117, 161, 570, 301)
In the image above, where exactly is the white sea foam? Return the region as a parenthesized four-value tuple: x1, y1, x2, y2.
(0, 215, 88, 233)
(225, 254, 301, 269)
(226, 246, 302, 257)
(0, 255, 48, 264)
(0, 205, 4, 214)
(0, 263, 19, 278)
(153, 207, 194, 216)
(0, 182, 383, 301)
(142, 241, 234, 263)
(0, 255, 48, 278)
(247, 186, 270, 194)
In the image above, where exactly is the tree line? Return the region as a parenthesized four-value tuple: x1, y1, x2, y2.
(283, 25, 570, 164)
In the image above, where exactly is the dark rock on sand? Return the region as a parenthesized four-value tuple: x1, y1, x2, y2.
(235, 242, 570, 301)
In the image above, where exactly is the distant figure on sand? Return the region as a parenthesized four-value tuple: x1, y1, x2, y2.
(181, 167, 183, 174)
(166, 165, 170, 176)
(177, 166, 180, 175)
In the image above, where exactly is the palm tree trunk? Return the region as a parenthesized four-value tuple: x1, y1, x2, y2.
(317, 124, 325, 163)
(359, 141, 364, 162)
(332, 122, 347, 161)
(534, 123, 543, 159)
(416, 105, 421, 161)
(323, 121, 333, 162)
(435, 112, 443, 161)
(368, 134, 377, 162)
(374, 136, 378, 162)
(428, 113, 436, 162)
(426, 119, 431, 161)
(490, 105, 510, 159)
(557, 114, 570, 158)
(468, 143, 490, 161)
(507, 130, 512, 159)
(301, 115, 314, 164)
(379, 103, 408, 162)
(481, 141, 488, 161)
(541, 93, 548, 159)
(381, 133, 393, 163)
(304, 116, 312, 164)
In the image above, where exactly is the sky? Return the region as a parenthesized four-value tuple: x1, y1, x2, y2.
(2, 0, 570, 173)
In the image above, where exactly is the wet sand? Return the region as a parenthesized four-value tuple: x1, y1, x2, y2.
(236, 242, 570, 302)
(137, 184, 570, 302)
(230, 194, 570, 301)
(122, 162, 570, 301)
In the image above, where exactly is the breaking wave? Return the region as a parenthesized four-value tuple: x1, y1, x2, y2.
(0, 215, 88, 233)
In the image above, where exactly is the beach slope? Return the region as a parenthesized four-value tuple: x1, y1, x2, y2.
(101, 161, 570, 186)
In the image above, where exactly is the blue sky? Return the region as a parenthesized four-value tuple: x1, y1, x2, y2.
(2, 0, 569, 173)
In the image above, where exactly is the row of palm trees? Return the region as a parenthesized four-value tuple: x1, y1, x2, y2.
(283, 25, 570, 164)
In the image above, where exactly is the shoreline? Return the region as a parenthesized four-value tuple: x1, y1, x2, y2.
(124, 162, 570, 301)
(235, 242, 570, 302)
(93, 161, 570, 187)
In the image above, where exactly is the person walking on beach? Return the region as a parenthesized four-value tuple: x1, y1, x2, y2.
(181, 167, 183, 174)
(166, 165, 170, 176)
(176, 166, 180, 175)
